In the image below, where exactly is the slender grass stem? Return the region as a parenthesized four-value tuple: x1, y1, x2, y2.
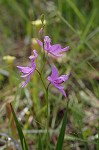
(46, 88, 49, 149)
(41, 52, 48, 74)
(36, 69, 46, 92)
(36, 69, 51, 149)
(46, 82, 51, 150)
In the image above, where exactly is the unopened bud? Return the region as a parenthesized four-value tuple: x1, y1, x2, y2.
(39, 28, 44, 35)
(38, 28, 45, 41)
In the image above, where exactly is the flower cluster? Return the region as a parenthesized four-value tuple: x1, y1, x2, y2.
(17, 34, 69, 96)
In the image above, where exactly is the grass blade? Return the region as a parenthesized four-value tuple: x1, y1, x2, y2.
(38, 134, 42, 150)
(10, 104, 28, 150)
(55, 99, 69, 150)
(66, 0, 86, 24)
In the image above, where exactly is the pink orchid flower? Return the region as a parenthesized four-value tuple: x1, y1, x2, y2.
(48, 65, 69, 97)
(17, 50, 38, 87)
(37, 36, 69, 57)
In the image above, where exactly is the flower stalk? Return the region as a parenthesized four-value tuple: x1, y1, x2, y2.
(17, 23, 70, 149)
(46, 82, 51, 149)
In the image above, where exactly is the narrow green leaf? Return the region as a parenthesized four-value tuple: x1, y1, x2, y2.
(66, 0, 86, 24)
(55, 99, 69, 150)
(8, 0, 28, 21)
(38, 134, 42, 150)
(10, 104, 28, 150)
(81, 10, 97, 40)
(58, 12, 78, 35)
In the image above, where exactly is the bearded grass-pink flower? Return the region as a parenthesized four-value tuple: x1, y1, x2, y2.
(48, 65, 69, 96)
(37, 36, 69, 57)
(17, 50, 38, 87)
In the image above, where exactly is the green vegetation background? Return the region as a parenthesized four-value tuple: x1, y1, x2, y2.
(0, 0, 99, 149)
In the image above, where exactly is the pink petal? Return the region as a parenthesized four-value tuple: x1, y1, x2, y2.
(61, 46, 69, 52)
(21, 73, 30, 78)
(17, 66, 32, 74)
(50, 81, 66, 97)
(47, 76, 52, 82)
(49, 44, 61, 52)
(44, 36, 51, 43)
(59, 74, 70, 82)
(59, 88, 66, 97)
(51, 65, 58, 79)
(53, 82, 66, 96)
(29, 50, 38, 60)
(53, 82, 64, 89)
(49, 45, 69, 57)
(22, 75, 31, 87)
(29, 50, 38, 68)
(50, 52, 62, 57)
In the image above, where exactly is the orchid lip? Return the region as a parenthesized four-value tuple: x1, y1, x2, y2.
(54, 80, 64, 84)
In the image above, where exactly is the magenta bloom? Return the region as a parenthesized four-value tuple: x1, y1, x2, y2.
(48, 65, 69, 97)
(17, 50, 38, 87)
(37, 36, 69, 57)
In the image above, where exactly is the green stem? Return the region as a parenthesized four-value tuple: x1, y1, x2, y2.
(36, 68, 51, 149)
(46, 88, 49, 148)
(41, 52, 48, 74)
(46, 82, 51, 150)
(36, 69, 46, 92)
